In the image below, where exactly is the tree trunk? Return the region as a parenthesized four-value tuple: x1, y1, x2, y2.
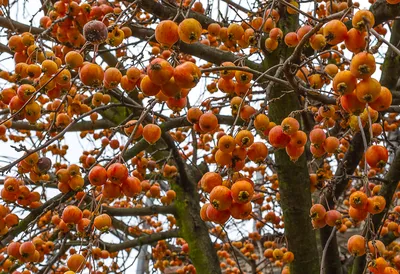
(162, 132, 222, 274)
(269, 89, 320, 274)
(172, 179, 222, 274)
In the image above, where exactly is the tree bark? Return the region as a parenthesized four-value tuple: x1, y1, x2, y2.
(380, 20, 400, 90)
(163, 133, 222, 274)
(319, 132, 367, 274)
(269, 88, 320, 274)
(262, 8, 321, 274)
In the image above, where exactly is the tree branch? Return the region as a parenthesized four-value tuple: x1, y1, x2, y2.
(0, 42, 12, 55)
(105, 229, 180, 252)
(10, 119, 115, 132)
(128, 24, 263, 71)
(380, 19, 400, 90)
(122, 114, 240, 161)
(370, 0, 400, 27)
(135, 0, 226, 28)
(319, 132, 367, 274)
(103, 204, 176, 216)
(0, 16, 43, 34)
(0, 192, 74, 248)
(352, 149, 400, 274)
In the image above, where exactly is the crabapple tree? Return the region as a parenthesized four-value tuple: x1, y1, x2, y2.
(0, 0, 400, 273)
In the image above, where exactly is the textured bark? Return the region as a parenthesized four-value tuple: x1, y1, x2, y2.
(173, 182, 222, 274)
(380, 20, 400, 90)
(269, 89, 320, 274)
(373, 150, 400, 227)
(162, 132, 222, 274)
(370, 0, 400, 27)
(320, 225, 343, 274)
(263, 9, 320, 274)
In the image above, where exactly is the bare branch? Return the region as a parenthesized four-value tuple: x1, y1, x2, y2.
(103, 204, 176, 216)
(10, 119, 115, 132)
(105, 229, 180, 252)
